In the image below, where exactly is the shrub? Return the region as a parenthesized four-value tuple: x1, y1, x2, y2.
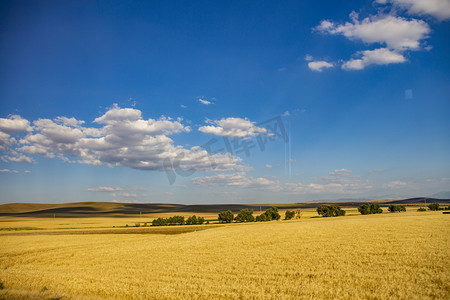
(388, 204, 406, 212)
(316, 205, 346, 217)
(185, 215, 198, 225)
(256, 207, 281, 222)
(0, 281, 3, 290)
(152, 217, 167, 226)
(218, 210, 234, 223)
(152, 216, 185, 226)
(135, 223, 140, 227)
(284, 210, 296, 220)
(265, 207, 281, 220)
(255, 214, 268, 222)
(358, 203, 383, 215)
(235, 209, 255, 222)
(295, 210, 302, 219)
(428, 203, 440, 211)
(185, 215, 205, 225)
(168, 216, 185, 225)
(417, 207, 427, 212)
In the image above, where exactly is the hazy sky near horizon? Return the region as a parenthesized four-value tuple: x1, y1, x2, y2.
(0, 0, 449, 204)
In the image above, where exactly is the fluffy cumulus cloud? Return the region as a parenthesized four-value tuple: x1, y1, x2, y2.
(0, 115, 33, 152)
(0, 115, 32, 134)
(199, 117, 267, 138)
(316, 14, 430, 51)
(376, 0, 450, 20)
(342, 48, 406, 70)
(305, 55, 334, 72)
(308, 61, 335, 72)
(310, 0, 440, 71)
(0, 105, 244, 173)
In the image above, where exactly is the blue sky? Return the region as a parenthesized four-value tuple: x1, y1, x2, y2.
(0, 0, 449, 204)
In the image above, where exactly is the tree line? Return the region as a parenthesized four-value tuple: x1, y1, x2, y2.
(149, 202, 447, 227)
(152, 215, 205, 226)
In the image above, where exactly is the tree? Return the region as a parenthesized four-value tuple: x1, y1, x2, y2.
(265, 207, 281, 220)
(388, 204, 406, 212)
(255, 214, 268, 222)
(316, 205, 346, 217)
(235, 209, 255, 222)
(255, 207, 281, 222)
(185, 215, 198, 225)
(358, 203, 383, 215)
(428, 203, 440, 211)
(185, 215, 205, 225)
(284, 210, 296, 220)
(218, 210, 234, 223)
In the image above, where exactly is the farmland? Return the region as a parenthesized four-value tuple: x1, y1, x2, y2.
(0, 206, 449, 299)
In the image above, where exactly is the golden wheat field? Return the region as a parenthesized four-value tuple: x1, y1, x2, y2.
(0, 210, 449, 299)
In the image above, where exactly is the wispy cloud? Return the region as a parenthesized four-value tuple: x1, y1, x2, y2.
(87, 186, 123, 192)
(198, 98, 213, 105)
(0, 168, 18, 174)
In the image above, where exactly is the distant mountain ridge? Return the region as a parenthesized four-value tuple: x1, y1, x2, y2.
(429, 191, 450, 199)
(0, 196, 449, 217)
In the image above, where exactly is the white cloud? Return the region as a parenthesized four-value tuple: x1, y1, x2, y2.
(284, 182, 345, 194)
(198, 99, 212, 105)
(308, 60, 334, 72)
(316, 14, 430, 51)
(1, 154, 33, 164)
(1, 105, 244, 173)
(192, 168, 374, 195)
(329, 168, 353, 176)
(55, 116, 85, 127)
(0, 115, 32, 134)
(87, 186, 123, 192)
(383, 180, 408, 188)
(24, 170, 31, 174)
(192, 172, 282, 191)
(265, 164, 273, 169)
(199, 117, 267, 138)
(180, 105, 187, 108)
(0, 168, 18, 174)
(342, 48, 406, 70)
(376, 0, 450, 21)
(118, 192, 137, 198)
(305, 54, 314, 61)
(0, 131, 16, 151)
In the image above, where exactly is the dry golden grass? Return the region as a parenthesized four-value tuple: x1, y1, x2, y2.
(0, 211, 449, 299)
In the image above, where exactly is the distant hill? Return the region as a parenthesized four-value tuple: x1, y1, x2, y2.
(0, 197, 449, 218)
(429, 191, 450, 199)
